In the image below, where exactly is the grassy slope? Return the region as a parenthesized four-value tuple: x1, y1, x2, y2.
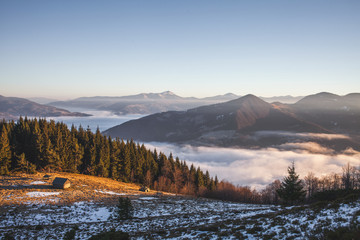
(0, 172, 159, 206)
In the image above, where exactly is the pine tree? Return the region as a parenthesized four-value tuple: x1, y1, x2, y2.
(195, 167, 204, 189)
(214, 175, 219, 187)
(120, 144, 131, 182)
(67, 135, 83, 173)
(109, 138, 121, 180)
(13, 153, 36, 174)
(277, 162, 306, 205)
(0, 125, 12, 175)
(115, 197, 134, 220)
(40, 132, 57, 171)
(82, 129, 96, 175)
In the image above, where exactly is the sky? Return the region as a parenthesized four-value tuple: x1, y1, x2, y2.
(1, 0, 359, 100)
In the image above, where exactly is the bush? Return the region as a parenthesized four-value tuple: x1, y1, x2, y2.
(115, 197, 134, 220)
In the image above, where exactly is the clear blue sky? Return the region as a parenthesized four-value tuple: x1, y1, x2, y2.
(1, 0, 359, 99)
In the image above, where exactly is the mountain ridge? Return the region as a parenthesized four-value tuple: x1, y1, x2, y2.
(48, 91, 308, 116)
(103, 93, 360, 152)
(0, 95, 90, 119)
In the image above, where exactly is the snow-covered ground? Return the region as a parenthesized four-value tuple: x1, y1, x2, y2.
(0, 195, 359, 239)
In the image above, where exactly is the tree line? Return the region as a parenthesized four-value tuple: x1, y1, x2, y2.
(261, 162, 360, 205)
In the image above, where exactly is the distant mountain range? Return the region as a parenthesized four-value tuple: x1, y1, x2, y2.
(103, 92, 360, 153)
(49, 91, 303, 115)
(0, 95, 90, 120)
(28, 97, 59, 105)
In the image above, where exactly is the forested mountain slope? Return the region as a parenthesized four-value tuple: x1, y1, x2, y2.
(1, 118, 252, 200)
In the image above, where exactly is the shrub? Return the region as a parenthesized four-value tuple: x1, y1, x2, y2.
(115, 197, 134, 220)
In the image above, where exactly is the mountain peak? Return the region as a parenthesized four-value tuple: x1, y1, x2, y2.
(223, 93, 238, 97)
(229, 94, 267, 106)
(295, 92, 340, 105)
(314, 92, 340, 98)
(161, 91, 175, 95)
(242, 94, 258, 99)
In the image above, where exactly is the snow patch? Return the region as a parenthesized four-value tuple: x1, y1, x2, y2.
(26, 192, 60, 197)
(30, 181, 47, 185)
(139, 197, 157, 200)
(95, 190, 126, 195)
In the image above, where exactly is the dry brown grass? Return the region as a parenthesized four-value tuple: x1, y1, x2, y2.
(0, 172, 160, 206)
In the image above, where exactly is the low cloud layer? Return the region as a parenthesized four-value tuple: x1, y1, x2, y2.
(253, 131, 350, 140)
(145, 142, 360, 190)
(278, 142, 335, 154)
(51, 110, 146, 132)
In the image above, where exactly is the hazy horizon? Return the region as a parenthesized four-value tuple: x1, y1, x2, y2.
(2, 90, 359, 102)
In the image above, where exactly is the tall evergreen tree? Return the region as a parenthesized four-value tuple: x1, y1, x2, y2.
(13, 153, 36, 174)
(67, 135, 83, 173)
(109, 138, 121, 180)
(40, 131, 57, 171)
(195, 167, 204, 189)
(120, 144, 131, 182)
(0, 125, 11, 175)
(277, 162, 306, 205)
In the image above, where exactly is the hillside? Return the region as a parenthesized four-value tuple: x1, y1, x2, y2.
(291, 92, 360, 138)
(0, 118, 226, 199)
(1, 172, 359, 239)
(0, 172, 160, 206)
(104, 94, 360, 152)
(0, 95, 90, 119)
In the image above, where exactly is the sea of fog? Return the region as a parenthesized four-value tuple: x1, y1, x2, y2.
(50, 111, 360, 189)
(49, 110, 145, 132)
(144, 142, 360, 189)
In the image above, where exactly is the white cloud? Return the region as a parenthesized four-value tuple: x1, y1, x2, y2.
(253, 131, 350, 140)
(145, 142, 360, 190)
(278, 142, 334, 154)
